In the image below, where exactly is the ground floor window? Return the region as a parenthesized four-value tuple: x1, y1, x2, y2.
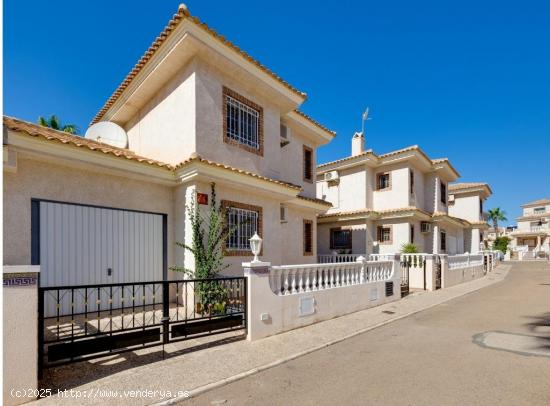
(440, 230, 446, 251)
(222, 200, 262, 256)
(330, 228, 352, 250)
(410, 224, 415, 244)
(377, 226, 392, 244)
(304, 220, 313, 256)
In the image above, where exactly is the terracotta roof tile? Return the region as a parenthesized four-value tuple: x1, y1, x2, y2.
(318, 206, 430, 219)
(293, 110, 336, 136)
(174, 153, 302, 190)
(91, 4, 306, 125)
(3, 116, 173, 169)
(296, 194, 332, 207)
(521, 198, 550, 207)
(448, 182, 488, 190)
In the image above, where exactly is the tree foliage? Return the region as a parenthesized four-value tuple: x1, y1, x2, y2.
(38, 115, 79, 134)
(493, 236, 510, 254)
(487, 207, 507, 234)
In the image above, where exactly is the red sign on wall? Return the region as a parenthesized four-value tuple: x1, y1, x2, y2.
(197, 193, 209, 205)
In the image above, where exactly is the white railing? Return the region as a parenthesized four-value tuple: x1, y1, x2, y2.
(400, 253, 427, 268)
(447, 254, 483, 270)
(317, 254, 365, 263)
(530, 226, 543, 232)
(270, 260, 394, 296)
(368, 254, 395, 261)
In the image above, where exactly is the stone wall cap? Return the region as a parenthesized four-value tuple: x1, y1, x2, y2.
(3, 265, 40, 274)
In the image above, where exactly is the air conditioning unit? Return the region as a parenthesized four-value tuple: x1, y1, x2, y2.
(448, 195, 455, 202)
(324, 171, 339, 182)
(420, 222, 431, 233)
(280, 124, 290, 147)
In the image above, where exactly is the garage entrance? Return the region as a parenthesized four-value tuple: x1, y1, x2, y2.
(31, 199, 167, 290)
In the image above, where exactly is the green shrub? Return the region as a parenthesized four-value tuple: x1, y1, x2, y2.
(493, 236, 510, 254)
(401, 243, 419, 253)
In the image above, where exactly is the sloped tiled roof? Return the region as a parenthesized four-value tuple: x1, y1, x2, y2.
(296, 194, 333, 207)
(449, 182, 488, 190)
(4, 116, 305, 192)
(91, 4, 307, 125)
(174, 154, 302, 190)
(318, 206, 431, 219)
(521, 198, 550, 207)
(3, 116, 173, 169)
(292, 110, 336, 136)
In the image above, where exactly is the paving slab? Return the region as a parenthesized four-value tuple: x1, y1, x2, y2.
(32, 266, 510, 406)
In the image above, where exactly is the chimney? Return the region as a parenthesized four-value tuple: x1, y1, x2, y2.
(352, 132, 365, 156)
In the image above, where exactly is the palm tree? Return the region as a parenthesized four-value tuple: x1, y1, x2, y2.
(487, 208, 507, 236)
(38, 115, 79, 135)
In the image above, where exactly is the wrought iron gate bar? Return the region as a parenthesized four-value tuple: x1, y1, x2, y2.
(38, 277, 247, 372)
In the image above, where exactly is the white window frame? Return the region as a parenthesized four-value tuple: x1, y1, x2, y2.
(227, 207, 259, 251)
(225, 95, 260, 150)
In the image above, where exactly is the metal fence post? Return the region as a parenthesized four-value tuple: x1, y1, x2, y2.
(162, 281, 170, 345)
(37, 286, 44, 380)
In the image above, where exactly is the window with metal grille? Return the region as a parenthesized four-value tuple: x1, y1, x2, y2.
(304, 220, 313, 255)
(303, 146, 313, 182)
(410, 224, 415, 244)
(225, 95, 260, 150)
(330, 228, 352, 250)
(409, 169, 414, 195)
(440, 230, 446, 251)
(377, 173, 390, 190)
(377, 226, 391, 243)
(227, 207, 259, 251)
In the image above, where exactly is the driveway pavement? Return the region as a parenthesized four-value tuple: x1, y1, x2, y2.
(185, 261, 550, 406)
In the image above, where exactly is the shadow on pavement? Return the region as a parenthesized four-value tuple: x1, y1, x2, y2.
(525, 312, 550, 350)
(39, 333, 246, 392)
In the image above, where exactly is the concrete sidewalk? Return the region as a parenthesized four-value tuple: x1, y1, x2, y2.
(35, 265, 510, 406)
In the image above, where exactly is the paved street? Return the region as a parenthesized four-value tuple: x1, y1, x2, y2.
(186, 261, 550, 406)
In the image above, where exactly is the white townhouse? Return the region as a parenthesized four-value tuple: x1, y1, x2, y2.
(316, 132, 472, 256)
(509, 198, 550, 258)
(448, 182, 492, 252)
(3, 4, 335, 287)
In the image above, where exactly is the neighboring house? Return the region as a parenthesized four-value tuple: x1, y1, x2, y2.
(3, 4, 334, 286)
(447, 182, 492, 252)
(509, 198, 550, 258)
(316, 132, 470, 256)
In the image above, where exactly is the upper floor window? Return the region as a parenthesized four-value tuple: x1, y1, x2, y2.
(440, 182, 447, 204)
(330, 228, 352, 250)
(222, 200, 262, 255)
(303, 146, 313, 182)
(409, 169, 415, 195)
(534, 207, 546, 214)
(303, 220, 313, 255)
(377, 173, 391, 190)
(410, 224, 415, 244)
(480, 198, 483, 215)
(223, 87, 263, 156)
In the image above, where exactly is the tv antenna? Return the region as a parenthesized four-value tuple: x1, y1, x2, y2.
(361, 107, 372, 135)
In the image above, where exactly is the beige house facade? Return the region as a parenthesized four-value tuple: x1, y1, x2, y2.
(3, 4, 334, 281)
(447, 182, 492, 252)
(316, 133, 472, 256)
(509, 198, 550, 258)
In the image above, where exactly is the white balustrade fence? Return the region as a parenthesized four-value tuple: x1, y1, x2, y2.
(447, 254, 483, 270)
(368, 254, 395, 261)
(270, 260, 394, 296)
(317, 254, 365, 263)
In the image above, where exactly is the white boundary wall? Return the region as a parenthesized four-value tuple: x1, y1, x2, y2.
(244, 256, 401, 340)
(441, 253, 485, 288)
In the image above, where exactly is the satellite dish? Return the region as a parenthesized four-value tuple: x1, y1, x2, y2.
(85, 122, 128, 148)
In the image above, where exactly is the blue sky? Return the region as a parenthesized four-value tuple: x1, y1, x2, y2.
(4, 0, 550, 224)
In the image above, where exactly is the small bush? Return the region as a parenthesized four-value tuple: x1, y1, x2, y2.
(401, 243, 419, 253)
(493, 236, 510, 254)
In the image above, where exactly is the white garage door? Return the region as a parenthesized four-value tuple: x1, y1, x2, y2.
(36, 200, 165, 288)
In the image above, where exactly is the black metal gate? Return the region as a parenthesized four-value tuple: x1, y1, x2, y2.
(400, 262, 410, 297)
(435, 255, 442, 289)
(38, 277, 246, 373)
